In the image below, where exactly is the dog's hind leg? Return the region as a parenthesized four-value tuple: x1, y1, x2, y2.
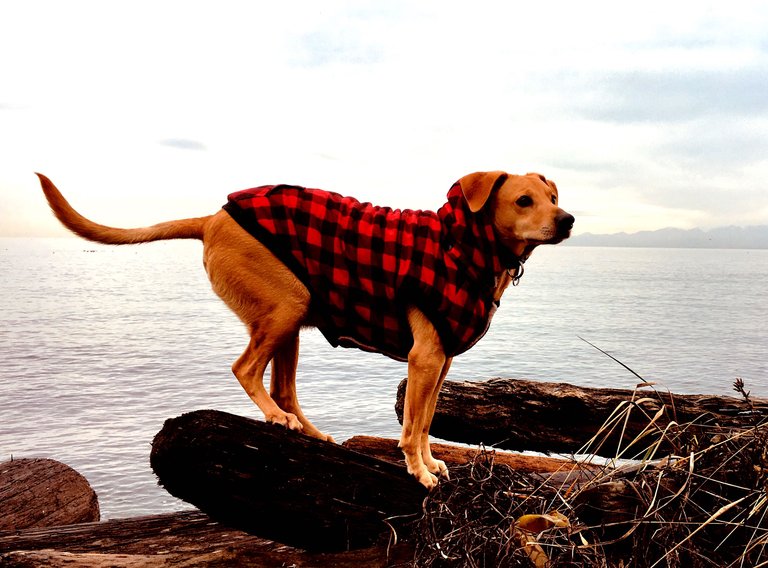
(203, 212, 313, 431)
(270, 333, 336, 443)
(232, 326, 305, 431)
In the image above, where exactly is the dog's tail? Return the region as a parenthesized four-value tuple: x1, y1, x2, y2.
(36, 173, 209, 244)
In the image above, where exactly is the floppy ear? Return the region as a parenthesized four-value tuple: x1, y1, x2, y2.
(545, 178, 558, 192)
(458, 171, 508, 213)
(527, 172, 558, 193)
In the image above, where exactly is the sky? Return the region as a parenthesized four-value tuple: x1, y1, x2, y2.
(2, 1, 767, 237)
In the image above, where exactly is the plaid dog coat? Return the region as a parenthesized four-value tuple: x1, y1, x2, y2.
(222, 181, 521, 361)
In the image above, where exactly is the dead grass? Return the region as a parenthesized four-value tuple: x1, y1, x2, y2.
(405, 379, 768, 567)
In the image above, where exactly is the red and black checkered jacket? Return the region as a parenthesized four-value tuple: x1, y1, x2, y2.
(222, 181, 520, 361)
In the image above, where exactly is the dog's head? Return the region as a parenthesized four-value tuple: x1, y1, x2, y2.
(459, 171, 575, 257)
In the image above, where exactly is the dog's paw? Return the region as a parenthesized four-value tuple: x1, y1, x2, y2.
(307, 430, 336, 444)
(415, 468, 439, 490)
(302, 425, 336, 444)
(426, 458, 450, 480)
(266, 412, 303, 432)
(407, 464, 439, 490)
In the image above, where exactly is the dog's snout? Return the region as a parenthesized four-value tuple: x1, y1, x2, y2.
(556, 211, 575, 236)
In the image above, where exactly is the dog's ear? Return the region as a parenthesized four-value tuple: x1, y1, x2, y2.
(545, 178, 558, 193)
(528, 172, 558, 193)
(459, 171, 508, 213)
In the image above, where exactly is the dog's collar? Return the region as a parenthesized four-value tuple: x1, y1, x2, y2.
(507, 260, 524, 286)
(506, 257, 525, 286)
(498, 244, 526, 285)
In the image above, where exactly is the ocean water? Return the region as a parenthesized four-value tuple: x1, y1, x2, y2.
(1, 238, 766, 519)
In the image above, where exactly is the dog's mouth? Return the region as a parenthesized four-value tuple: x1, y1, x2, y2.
(498, 212, 575, 256)
(529, 213, 575, 245)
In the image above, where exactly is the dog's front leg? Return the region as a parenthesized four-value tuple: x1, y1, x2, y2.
(420, 357, 452, 479)
(400, 308, 448, 489)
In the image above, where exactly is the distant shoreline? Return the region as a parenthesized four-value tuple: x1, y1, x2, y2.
(566, 225, 768, 250)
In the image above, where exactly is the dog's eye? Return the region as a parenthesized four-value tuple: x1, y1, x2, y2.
(516, 195, 533, 207)
(551, 195, 557, 205)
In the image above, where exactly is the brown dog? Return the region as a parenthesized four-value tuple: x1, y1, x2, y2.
(37, 171, 573, 488)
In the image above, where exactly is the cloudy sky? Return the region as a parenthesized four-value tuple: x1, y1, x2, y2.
(2, 0, 767, 237)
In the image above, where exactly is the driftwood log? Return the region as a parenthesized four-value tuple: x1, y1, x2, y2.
(150, 409, 428, 552)
(0, 510, 413, 567)
(0, 458, 99, 531)
(343, 435, 599, 484)
(396, 378, 765, 455)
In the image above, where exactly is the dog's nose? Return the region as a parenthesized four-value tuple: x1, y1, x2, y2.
(556, 211, 575, 236)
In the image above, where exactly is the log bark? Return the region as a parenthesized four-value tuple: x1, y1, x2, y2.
(395, 378, 764, 455)
(150, 410, 427, 552)
(0, 510, 413, 567)
(0, 458, 99, 531)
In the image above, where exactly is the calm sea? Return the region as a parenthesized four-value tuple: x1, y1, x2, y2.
(1, 238, 766, 519)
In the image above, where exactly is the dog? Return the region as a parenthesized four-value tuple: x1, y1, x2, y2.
(37, 171, 574, 488)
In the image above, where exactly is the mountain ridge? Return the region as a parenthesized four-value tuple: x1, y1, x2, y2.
(567, 225, 768, 249)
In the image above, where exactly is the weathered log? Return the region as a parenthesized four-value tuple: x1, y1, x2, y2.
(342, 435, 600, 484)
(395, 378, 764, 455)
(0, 458, 99, 531)
(0, 510, 413, 567)
(150, 410, 427, 552)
